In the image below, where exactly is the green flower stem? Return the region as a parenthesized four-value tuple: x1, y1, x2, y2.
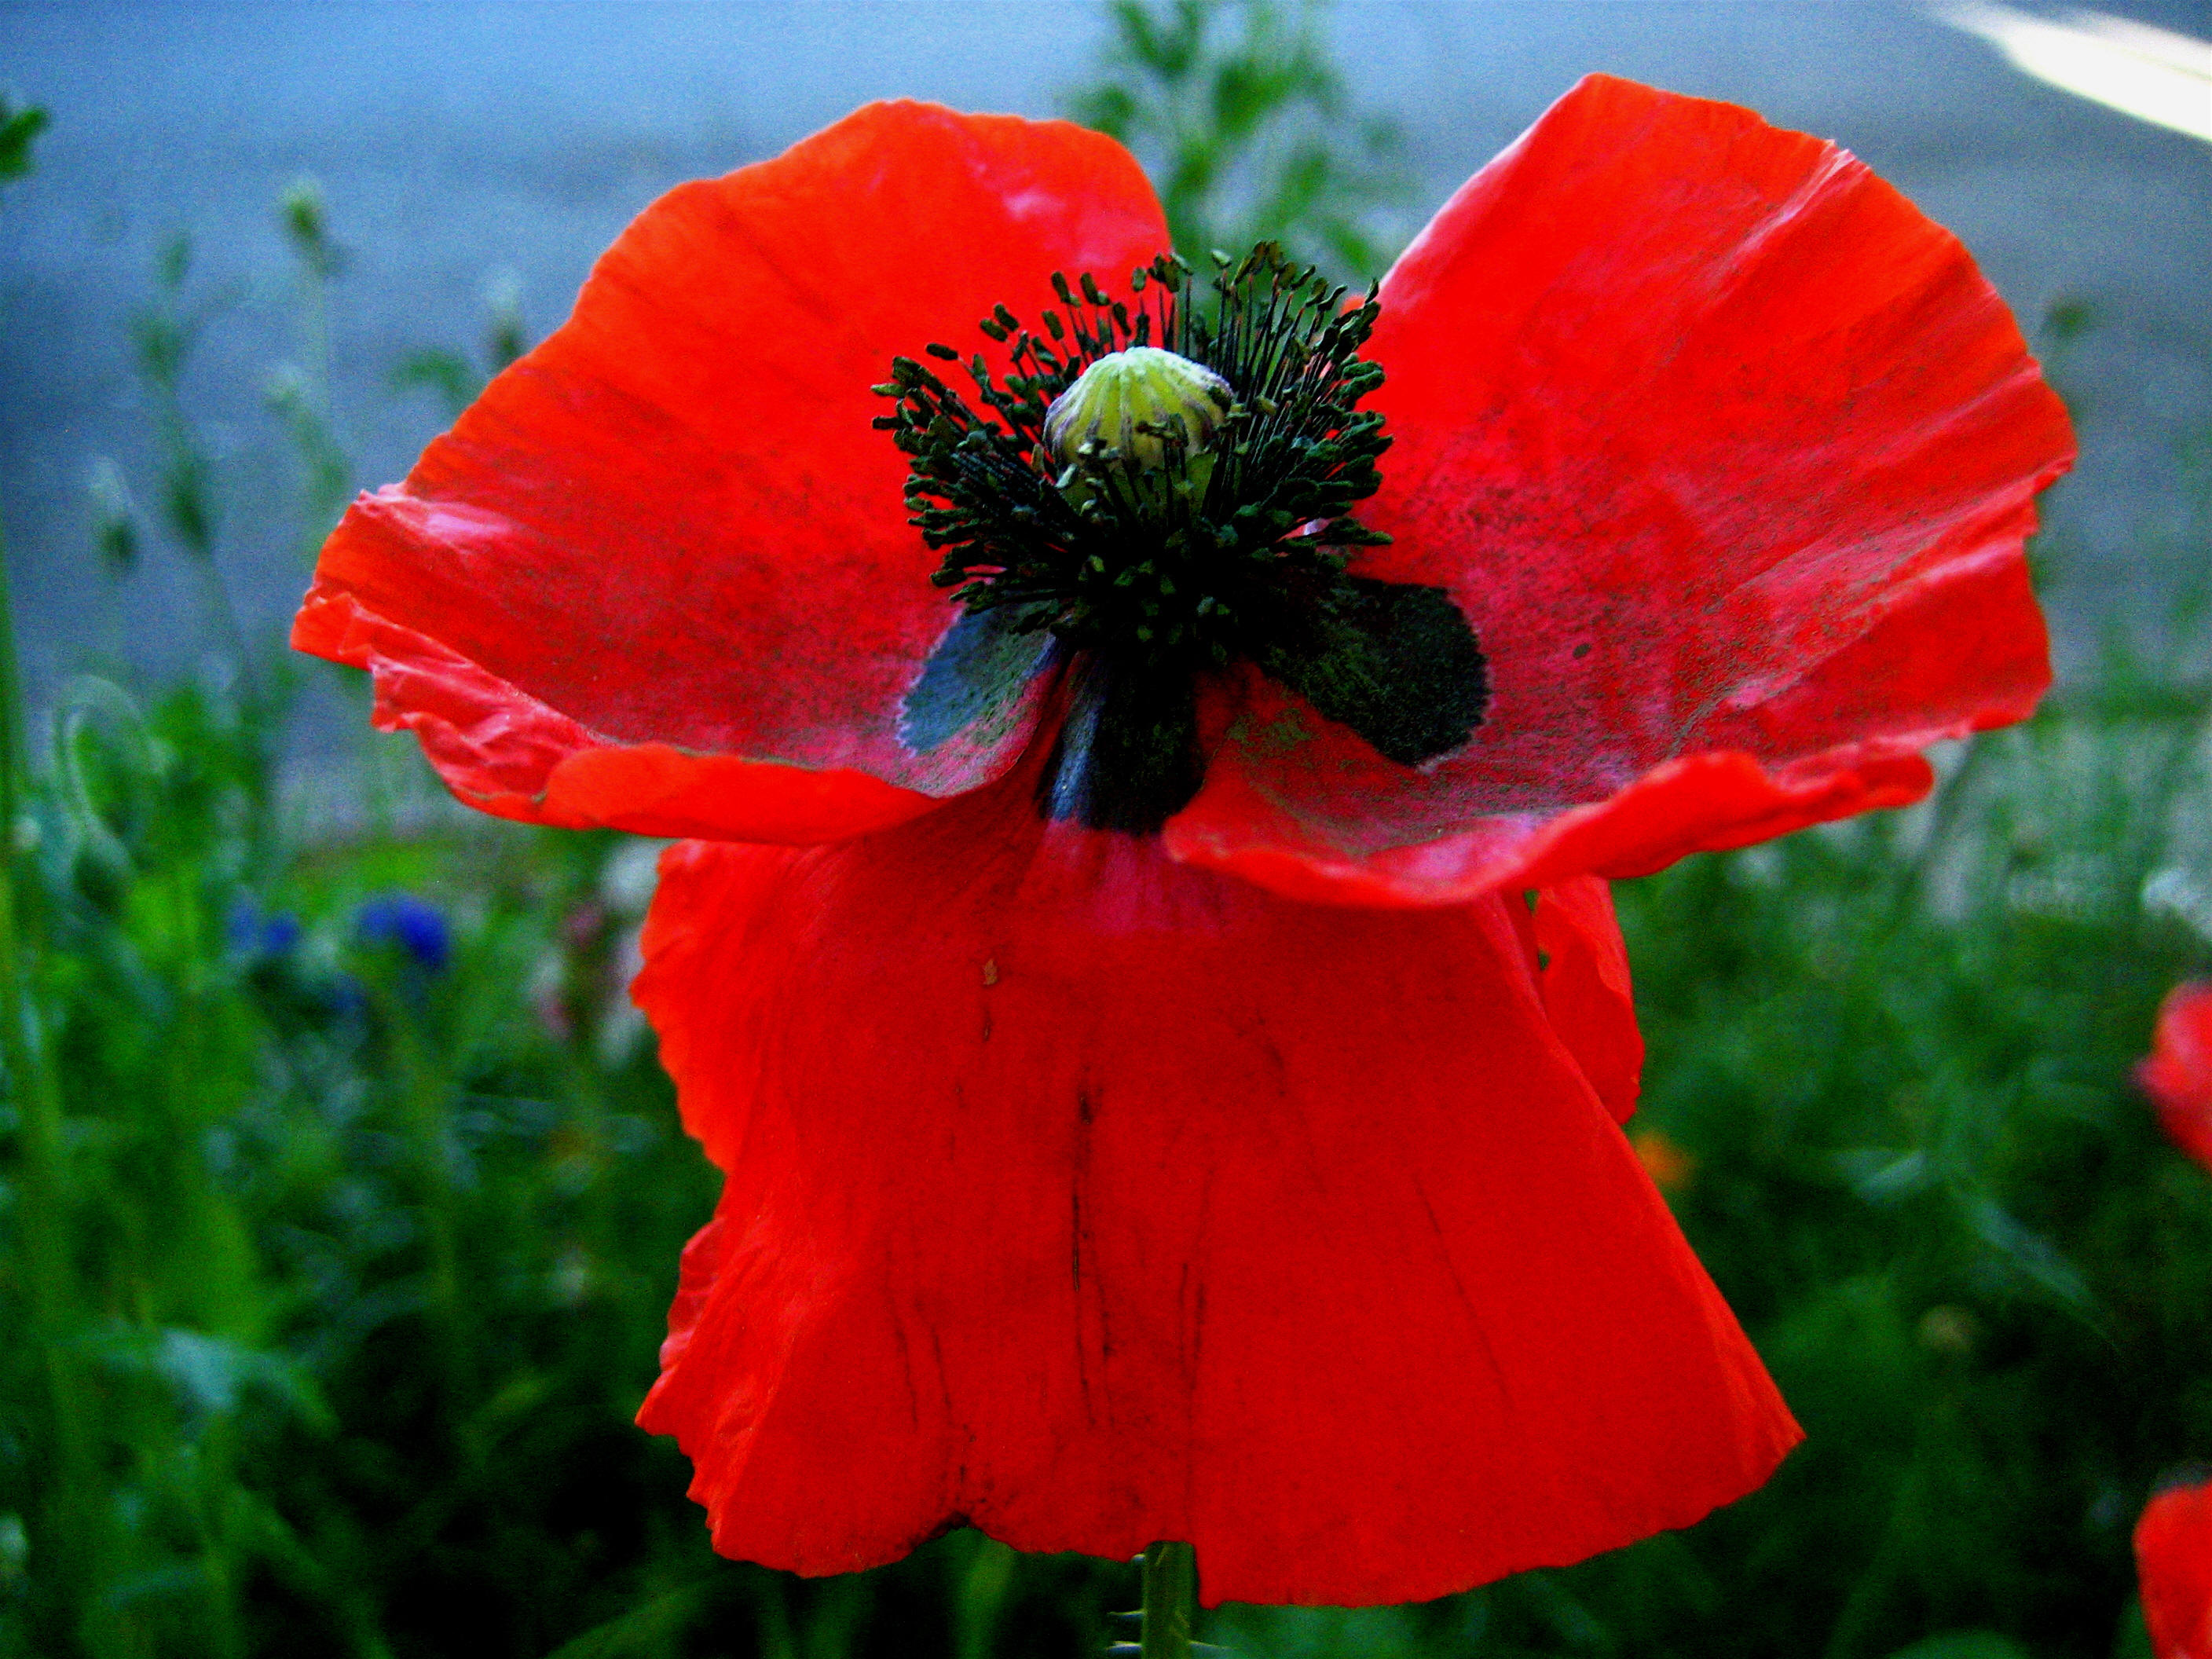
(1140, 1540, 1197, 1659)
(0, 511, 119, 1650)
(384, 985, 474, 1430)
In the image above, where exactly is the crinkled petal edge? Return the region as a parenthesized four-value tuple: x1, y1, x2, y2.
(294, 586, 940, 844)
(1164, 734, 1950, 908)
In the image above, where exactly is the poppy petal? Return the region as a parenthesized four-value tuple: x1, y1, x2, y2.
(1166, 74, 2072, 906)
(2135, 1474, 2212, 1659)
(293, 102, 1166, 840)
(632, 760, 1796, 1607)
(1533, 875, 1643, 1126)
(2137, 982, 2212, 1174)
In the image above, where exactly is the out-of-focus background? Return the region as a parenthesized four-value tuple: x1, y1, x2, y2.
(1, 3, 2209, 1656)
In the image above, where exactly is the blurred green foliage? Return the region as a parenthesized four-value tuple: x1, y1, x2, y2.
(3, 5, 2211, 1655)
(0, 95, 46, 181)
(1065, 0, 1404, 280)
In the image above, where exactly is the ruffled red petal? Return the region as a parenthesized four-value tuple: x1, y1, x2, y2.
(631, 756, 1796, 1607)
(1166, 74, 2073, 906)
(2136, 1474, 2212, 1659)
(292, 102, 1166, 841)
(2138, 983, 2212, 1174)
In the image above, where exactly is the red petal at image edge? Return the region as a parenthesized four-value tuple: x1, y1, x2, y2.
(630, 760, 1798, 1606)
(1171, 73, 2069, 904)
(2136, 1476, 2212, 1659)
(2137, 983, 2212, 1174)
(293, 101, 1168, 830)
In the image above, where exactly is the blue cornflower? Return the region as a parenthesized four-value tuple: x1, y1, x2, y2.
(225, 897, 303, 959)
(354, 893, 451, 974)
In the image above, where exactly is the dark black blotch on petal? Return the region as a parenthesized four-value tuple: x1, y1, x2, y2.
(1254, 577, 1489, 767)
(900, 608, 1060, 753)
(1036, 651, 1202, 835)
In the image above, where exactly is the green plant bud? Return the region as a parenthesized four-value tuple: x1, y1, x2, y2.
(1042, 346, 1231, 471)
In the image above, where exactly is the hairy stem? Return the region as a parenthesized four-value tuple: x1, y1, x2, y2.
(1140, 1540, 1197, 1659)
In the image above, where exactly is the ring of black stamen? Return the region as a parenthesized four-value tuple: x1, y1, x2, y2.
(877, 244, 1489, 833)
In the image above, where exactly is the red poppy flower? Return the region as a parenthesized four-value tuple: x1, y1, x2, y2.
(2137, 1474, 2212, 1659)
(2140, 983, 2212, 1174)
(293, 75, 2071, 1606)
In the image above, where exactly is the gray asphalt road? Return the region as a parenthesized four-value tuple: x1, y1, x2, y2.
(3, 0, 2207, 729)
